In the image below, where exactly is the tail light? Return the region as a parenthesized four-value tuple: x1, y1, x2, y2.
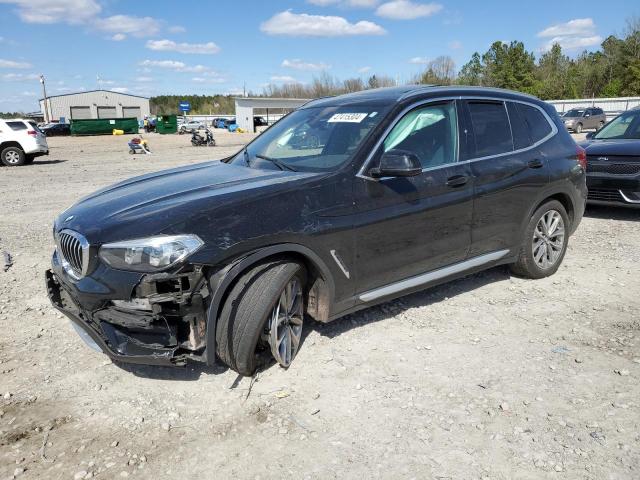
(27, 130, 38, 136)
(576, 145, 587, 170)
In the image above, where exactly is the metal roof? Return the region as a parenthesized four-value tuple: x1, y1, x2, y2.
(39, 89, 150, 101)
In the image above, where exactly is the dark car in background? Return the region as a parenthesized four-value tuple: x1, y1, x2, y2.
(562, 107, 607, 133)
(41, 123, 71, 137)
(580, 108, 640, 207)
(254, 116, 268, 128)
(46, 86, 586, 376)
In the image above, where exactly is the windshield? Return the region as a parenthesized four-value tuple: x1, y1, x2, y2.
(230, 105, 390, 172)
(594, 110, 640, 140)
(564, 109, 584, 117)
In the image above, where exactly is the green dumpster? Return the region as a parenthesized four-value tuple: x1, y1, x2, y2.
(71, 118, 139, 136)
(156, 114, 178, 134)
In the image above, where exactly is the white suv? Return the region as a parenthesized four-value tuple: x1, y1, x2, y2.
(0, 118, 49, 166)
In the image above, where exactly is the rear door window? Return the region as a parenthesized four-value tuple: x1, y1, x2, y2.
(6, 121, 27, 131)
(467, 101, 513, 157)
(517, 104, 552, 144)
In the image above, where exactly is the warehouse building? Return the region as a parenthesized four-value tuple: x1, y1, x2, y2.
(39, 90, 150, 123)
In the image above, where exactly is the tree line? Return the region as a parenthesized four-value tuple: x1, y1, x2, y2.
(261, 16, 640, 102)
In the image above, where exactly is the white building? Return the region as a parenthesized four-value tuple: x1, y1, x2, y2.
(39, 90, 150, 123)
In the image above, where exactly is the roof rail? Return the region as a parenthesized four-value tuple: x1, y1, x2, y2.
(397, 85, 438, 101)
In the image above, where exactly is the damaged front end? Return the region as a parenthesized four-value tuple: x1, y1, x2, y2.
(46, 258, 210, 366)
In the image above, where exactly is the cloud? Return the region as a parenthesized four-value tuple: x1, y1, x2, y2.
(537, 18, 595, 38)
(1, 72, 39, 81)
(282, 59, 331, 71)
(448, 40, 462, 50)
(110, 87, 129, 93)
(139, 59, 213, 73)
(307, 0, 380, 6)
(357, 66, 372, 73)
(408, 56, 429, 64)
(146, 39, 221, 54)
(0, 58, 32, 68)
(261, 10, 386, 36)
(168, 25, 186, 33)
(135, 76, 153, 82)
(192, 76, 225, 84)
(271, 75, 299, 83)
(94, 15, 161, 37)
(537, 18, 602, 51)
(375, 1, 442, 20)
(0, 0, 101, 24)
(111, 33, 126, 41)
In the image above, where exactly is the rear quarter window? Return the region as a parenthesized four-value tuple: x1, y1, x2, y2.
(6, 121, 27, 131)
(517, 104, 552, 144)
(506, 102, 532, 150)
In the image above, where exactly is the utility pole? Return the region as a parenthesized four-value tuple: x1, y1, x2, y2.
(40, 74, 50, 123)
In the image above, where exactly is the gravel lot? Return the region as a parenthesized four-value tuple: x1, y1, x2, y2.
(0, 131, 638, 480)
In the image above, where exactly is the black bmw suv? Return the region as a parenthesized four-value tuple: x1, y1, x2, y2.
(46, 86, 587, 376)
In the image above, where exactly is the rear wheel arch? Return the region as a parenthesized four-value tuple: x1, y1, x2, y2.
(204, 244, 335, 365)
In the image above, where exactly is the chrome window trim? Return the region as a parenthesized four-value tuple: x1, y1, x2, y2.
(356, 95, 558, 182)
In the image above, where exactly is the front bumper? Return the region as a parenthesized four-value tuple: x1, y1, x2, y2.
(587, 170, 640, 208)
(45, 251, 210, 366)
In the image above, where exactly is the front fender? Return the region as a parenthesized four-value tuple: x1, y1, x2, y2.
(204, 243, 335, 365)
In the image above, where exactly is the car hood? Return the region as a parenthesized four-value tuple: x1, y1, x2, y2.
(578, 139, 640, 157)
(56, 160, 318, 243)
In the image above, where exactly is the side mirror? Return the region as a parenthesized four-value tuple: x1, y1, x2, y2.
(370, 150, 422, 178)
(585, 131, 595, 140)
(584, 113, 590, 117)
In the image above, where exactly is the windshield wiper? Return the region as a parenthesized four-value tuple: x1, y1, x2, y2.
(254, 154, 297, 172)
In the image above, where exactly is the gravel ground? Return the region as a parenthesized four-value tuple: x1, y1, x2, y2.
(0, 131, 638, 480)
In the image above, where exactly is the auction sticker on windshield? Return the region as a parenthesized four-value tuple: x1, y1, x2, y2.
(328, 113, 368, 123)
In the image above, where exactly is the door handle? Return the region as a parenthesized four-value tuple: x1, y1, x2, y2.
(528, 159, 544, 169)
(446, 175, 469, 187)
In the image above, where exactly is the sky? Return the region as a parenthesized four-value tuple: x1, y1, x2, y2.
(0, 0, 637, 112)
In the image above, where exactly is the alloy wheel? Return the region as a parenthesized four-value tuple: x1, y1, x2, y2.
(267, 277, 303, 367)
(532, 210, 565, 270)
(5, 151, 20, 164)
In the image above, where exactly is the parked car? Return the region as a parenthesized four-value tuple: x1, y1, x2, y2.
(254, 116, 268, 128)
(212, 118, 228, 129)
(41, 123, 71, 137)
(0, 118, 49, 166)
(212, 118, 238, 129)
(46, 86, 586, 376)
(562, 108, 606, 133)
(178, 120, 205, 134)
(579, 108, 640, 207)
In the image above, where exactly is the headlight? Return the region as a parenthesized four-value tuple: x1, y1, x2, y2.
(98, 235, 203, 272)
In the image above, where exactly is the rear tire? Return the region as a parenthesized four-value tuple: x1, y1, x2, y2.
(510, 200, 569, 279)
(597, 121, 604, 130)
(575, 123, 583, 134)
(216, 261, 306, 376)
(1, 146, 26, 166)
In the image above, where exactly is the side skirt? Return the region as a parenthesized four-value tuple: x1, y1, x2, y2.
(359, 249, 510, 302)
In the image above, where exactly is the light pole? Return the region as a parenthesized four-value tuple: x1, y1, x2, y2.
(40, 75, 50, 123)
